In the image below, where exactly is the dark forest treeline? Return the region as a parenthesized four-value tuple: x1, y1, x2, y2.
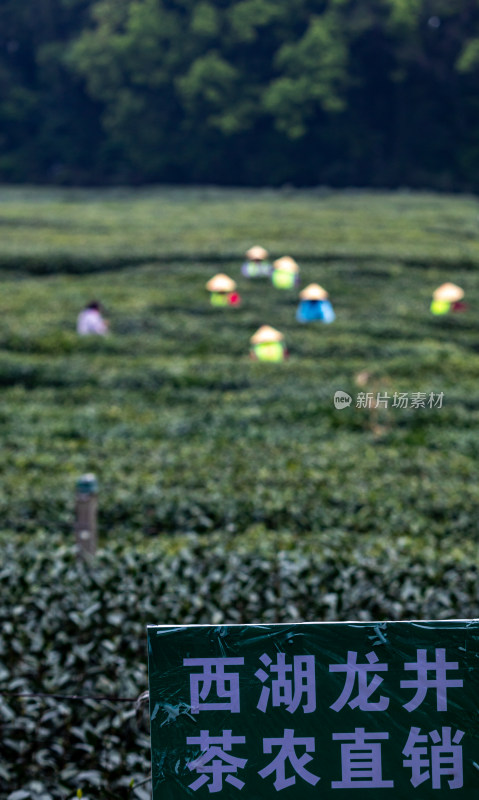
(2, 0, 479, 189)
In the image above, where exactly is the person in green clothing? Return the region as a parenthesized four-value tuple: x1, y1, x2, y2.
(271, 256, 300, 289)
(430, 282, 465, 315)
(206, 273, 241, 307)
(250, 325, 288, 362)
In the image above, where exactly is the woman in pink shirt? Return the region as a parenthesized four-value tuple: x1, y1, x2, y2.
(76, 301, 109, 335)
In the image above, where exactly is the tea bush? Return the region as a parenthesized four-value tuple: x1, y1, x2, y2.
(1, 186, 479, 797)
(1, 186, 479, 273)
(1, 530, 479, 798)
(1, 255, 478, 543)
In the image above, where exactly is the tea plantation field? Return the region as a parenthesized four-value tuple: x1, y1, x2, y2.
(1, 186, 479, 798)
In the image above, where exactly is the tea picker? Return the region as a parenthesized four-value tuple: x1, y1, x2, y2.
(296, 283, 336, 323)
(430, 282, 466, 315)
(77, 300, 109, 335)
(250, 325, 288, 362)
(241, 245, 272, 278)
(271, 256, 300, 289)
(206, 273, 241, 307)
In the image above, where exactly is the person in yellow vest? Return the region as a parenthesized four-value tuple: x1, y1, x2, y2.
(430, 282, 466, 315)
(241, 245, 272, 278)
(250, 325, 288, 362)
(271, 256, 300, 289)
(206, 273, 241, 307)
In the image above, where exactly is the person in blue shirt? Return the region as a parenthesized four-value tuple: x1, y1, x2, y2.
(296, 283, 336, 323)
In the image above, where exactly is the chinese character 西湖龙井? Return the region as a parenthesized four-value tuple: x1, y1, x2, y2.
(184, 657, 244, 713)
(255, 652, 316, 713)
(329, 651, 389, 712)
(400, 648, 463, 712)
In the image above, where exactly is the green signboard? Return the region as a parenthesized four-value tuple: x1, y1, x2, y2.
(147, 621, 479, 798)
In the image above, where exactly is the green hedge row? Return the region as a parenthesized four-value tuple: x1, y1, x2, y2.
(1, 187, 479, 274)
(1, 531, 478, 798)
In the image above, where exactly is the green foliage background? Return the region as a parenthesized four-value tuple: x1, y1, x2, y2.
(2, 0, 479, 188)
(1, 185, 479, 797)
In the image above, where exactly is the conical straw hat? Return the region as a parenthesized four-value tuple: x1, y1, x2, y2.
(432, 282, 464, 302)
(206, 273, 236, 292)
(246, 245, 268, 260)
(250, 325, 284, 344)
(273, 256, 299, 273)
(299, 283, 328, 300)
